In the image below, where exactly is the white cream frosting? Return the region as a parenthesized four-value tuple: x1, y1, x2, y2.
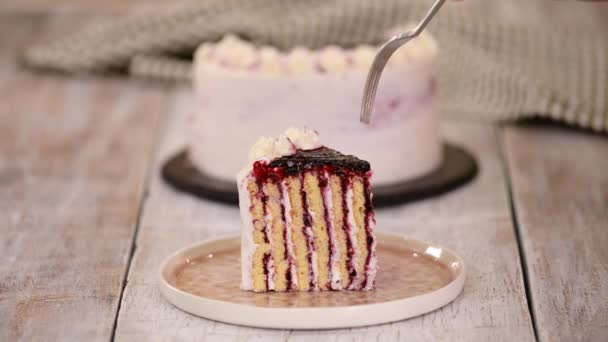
(237, 168, 255, 290)
(287, 47, 315, 74)
(218, 34, 257, 68)
(284, 127, 321, 151)
(195, 43, 214, 61)
(248, 135, 294, 163)
(194, 31, 437, 75)
(319, 46, 348, 73)
(258, 47, 283, 74)
(247, 127, 321, 164)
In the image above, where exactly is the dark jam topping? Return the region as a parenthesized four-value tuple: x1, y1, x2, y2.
(270, 147, 370, 175)
(252, 146, 370, 182)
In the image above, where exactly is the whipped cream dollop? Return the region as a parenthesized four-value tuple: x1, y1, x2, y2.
(318, 46, 348, 73)
(287, 48, 315, 74)
(258, 47, 283, 74)
(220, 35, 257, 68)
(248, 127, 322, 163)
(284, 127, 321, 150)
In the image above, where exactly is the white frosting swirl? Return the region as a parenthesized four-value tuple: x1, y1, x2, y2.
(319, 46, 348, 73)
(287, 48, 315, 74)
(214, 34, 256, 67)
(248, 135, 293, 163)
(247, 127, 322, 163)
(195, 43, 214, 60)
(196, 28, 437, 75)
(285, 127, 321, 150)
(258, 47, 283, 74)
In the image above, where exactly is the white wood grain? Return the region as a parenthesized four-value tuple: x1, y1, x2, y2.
(0, 56, 169, 342)
(503, 124, 608, 342)
(114, 89, 535, 341)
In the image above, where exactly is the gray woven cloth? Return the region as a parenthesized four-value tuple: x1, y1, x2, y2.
(22, 0, 608, 132)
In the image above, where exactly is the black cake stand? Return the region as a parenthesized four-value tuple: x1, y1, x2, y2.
(161, 143, 478, 208)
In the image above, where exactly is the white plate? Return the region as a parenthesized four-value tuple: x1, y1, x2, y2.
(159, 232, 465, 329)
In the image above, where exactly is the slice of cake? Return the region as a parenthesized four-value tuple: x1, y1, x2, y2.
(238, 128, 377, 292)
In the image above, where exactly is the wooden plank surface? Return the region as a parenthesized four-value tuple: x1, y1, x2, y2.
(113, 92, 535, 341)
(0, 16, 170, 340)
(503, 124, 608, 342)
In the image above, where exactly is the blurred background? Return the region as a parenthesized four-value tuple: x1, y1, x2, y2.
(3, 0, 608, 25)
(6, 0, 608, 128)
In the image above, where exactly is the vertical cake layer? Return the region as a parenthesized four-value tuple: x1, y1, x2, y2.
(325, 173, 350, 290)
(303, 172, 331, 290)
(284, 176, 312, 291)
(245, 178, 272, 292)
(263, 180, 289, 291)
(281, 179, 298, 290)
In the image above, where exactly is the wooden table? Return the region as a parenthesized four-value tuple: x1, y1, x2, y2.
(1, 4, 607, 342)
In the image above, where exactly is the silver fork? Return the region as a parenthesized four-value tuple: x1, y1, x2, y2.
(360, 0, 447, 124)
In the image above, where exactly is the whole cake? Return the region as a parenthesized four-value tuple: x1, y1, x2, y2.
(191, 33, 441, 186)
(238, 128, 377, 292)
